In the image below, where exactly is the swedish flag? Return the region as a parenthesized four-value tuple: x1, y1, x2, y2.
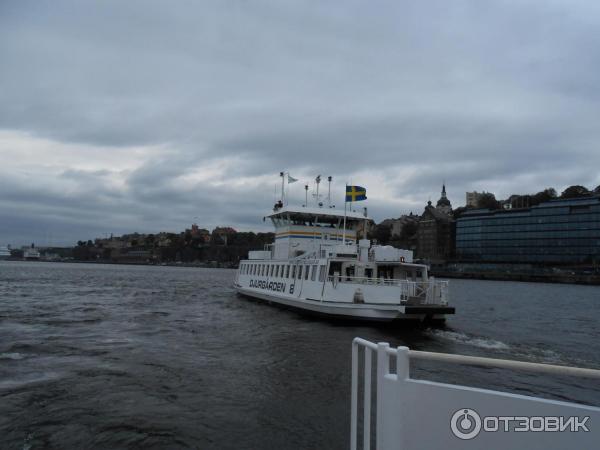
(346, 185, 367, 202)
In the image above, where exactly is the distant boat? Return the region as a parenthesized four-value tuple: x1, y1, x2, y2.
(23, 247, 40, 261)
(0, 246, 10, 260)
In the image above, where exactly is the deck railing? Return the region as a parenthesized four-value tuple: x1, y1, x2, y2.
(351, 337, 600, 450)
(328, 277, 449, 305)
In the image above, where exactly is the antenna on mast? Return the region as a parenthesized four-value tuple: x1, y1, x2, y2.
(315, 175, 322, 207)
(327, 176, 332, 208)
(304, 184, 309, 207)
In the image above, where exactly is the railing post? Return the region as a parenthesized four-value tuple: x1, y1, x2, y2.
(376, 342, 390, 449)
(364, 347, 372, 450)
(395, 346, 410, 449)
(396, 346, 410, 380)
(351, 341, 358, 450)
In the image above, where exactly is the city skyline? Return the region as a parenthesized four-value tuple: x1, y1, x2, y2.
(2, 0, 600, 245)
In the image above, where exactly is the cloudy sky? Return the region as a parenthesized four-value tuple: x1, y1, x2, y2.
(2, 0, 600, 246)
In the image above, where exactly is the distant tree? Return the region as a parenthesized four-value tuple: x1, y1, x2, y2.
(560, 185, 590, 199)
(371, 224, 391, 245)
(594, 185, 600, 194)
(477, 193, 501, 210)
(86, 240, 94, 247)
(530, 188, 557, 206)
(452, 206, 469, 218)
(77, 240, 84, 247)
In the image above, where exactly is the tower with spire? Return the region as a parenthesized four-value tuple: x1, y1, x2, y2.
(436, 183, 452, 215)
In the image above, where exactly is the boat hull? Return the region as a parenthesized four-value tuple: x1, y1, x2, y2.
(235, 284, 453, 322)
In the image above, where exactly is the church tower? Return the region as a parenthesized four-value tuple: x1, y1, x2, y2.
(436, 183, 452, 215)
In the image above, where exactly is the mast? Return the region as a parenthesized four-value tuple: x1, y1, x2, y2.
(327, 176, 332, 208)
(280, 171, 285, 203)
(304, 184, 309, 207)
(315, 175, 321, 207)
(343, 183, 347, 245)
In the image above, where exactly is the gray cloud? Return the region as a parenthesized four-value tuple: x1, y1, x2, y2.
(1, 0, 600, 245)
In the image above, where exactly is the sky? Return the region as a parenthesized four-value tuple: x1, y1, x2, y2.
(2, 0, 600, 246)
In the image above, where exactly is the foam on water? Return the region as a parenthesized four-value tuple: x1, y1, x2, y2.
(428, 329, 511, 350)
(0, 352, 26, 360)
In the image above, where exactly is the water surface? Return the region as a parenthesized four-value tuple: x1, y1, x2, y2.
(1, 261, 599, 449)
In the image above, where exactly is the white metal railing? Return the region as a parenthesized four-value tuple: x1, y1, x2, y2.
(351, 337, 600, 450)
(328, 277, 449, 305)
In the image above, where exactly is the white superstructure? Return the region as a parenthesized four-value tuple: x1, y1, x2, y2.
(0, 245, 11, 260)
(234, 183, 454, 322)
(23, 246, 40, 260)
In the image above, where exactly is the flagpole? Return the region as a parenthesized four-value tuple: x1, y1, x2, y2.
(343, 184, 347, 246)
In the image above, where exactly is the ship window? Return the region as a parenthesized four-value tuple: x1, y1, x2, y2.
(329, 261, 342, 276)
(298, 266, 303, 279)
(305, 266, 310, 280)
(277, 265, 282, 277)
(285, 265, 290, 278)
(311, 265, 317, 281)
(291, 265, 296, 278)
(275, 265, 279, 277)
(319, 265, 326, 282)
(262, 265, 266, 276)
(269, 265, 274, 277)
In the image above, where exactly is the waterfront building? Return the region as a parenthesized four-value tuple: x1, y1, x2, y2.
(465, 191, 482, 207)
(379, 213, 418, 239)
(455, 195, 600, 264)
(416, 201, 454, 263)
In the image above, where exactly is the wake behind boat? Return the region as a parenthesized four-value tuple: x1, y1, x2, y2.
(234, 174, 454, 323)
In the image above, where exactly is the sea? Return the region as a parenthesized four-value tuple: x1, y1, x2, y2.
(1, 261, 599, 449)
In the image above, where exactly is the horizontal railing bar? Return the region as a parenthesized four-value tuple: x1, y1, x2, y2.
(353, 337, 379, 350)
(408, 349, 600, 379)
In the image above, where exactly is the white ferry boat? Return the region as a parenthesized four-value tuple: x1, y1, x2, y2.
(234, 180, 454, 323)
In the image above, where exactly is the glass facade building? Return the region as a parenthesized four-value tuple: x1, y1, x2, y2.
(456, 196, 600, 264)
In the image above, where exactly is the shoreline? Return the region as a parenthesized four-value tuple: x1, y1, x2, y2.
(430, 270, 600, 286)
(4, 259, 599, 285)
(0, 259, 237, 269)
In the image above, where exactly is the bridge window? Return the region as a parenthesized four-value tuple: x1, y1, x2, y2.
(285, 265, 290, 278)
(305, 266, 310, 280)
(298, 266, 303, 279)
